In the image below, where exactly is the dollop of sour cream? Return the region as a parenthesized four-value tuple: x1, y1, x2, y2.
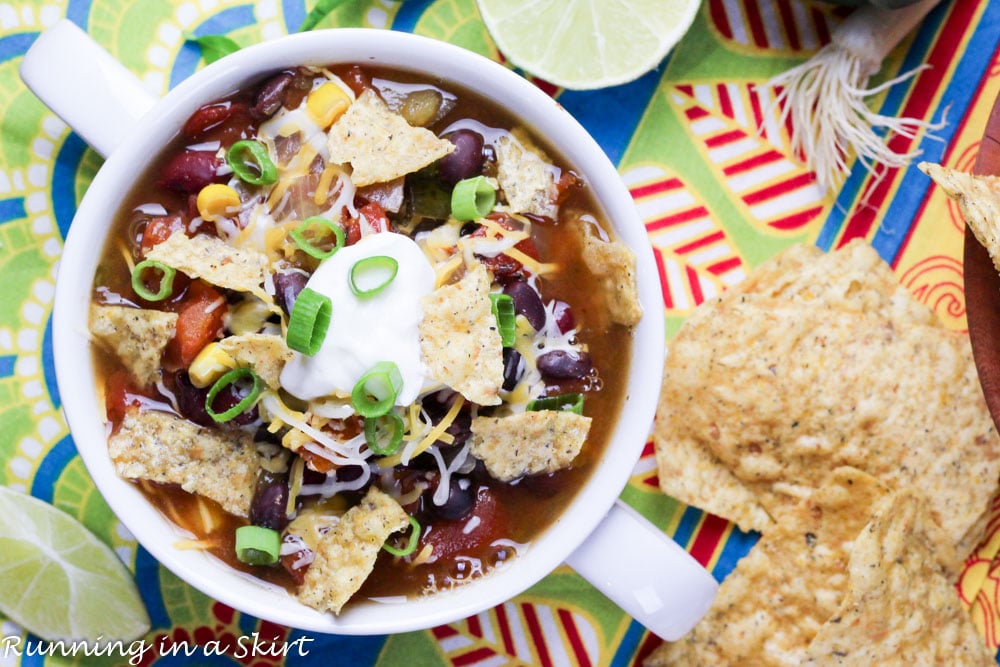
(280, 232, 435, 407)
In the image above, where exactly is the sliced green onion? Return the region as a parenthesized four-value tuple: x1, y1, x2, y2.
(286, 287, 331, 356)
(527, 393, 584, 415)
(364, 413, 405, 456)
(351, 361, 403, 418)
(226, 140, 278, 186)
(289, 216, 346, 260)
(382, 515, 421, 558)
(235, 525, 281, 565)
(349, 255, 399, 298)
(205, 367, 263, 423)
(489, 293, 516, 347)
(451, 175, 496, 221)
(131, 259, 176, 302)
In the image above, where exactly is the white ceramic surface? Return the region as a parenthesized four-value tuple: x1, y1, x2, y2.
(22, 20, 717, 638)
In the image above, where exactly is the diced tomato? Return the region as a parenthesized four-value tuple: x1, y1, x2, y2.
(299, 448, 336, 474)
(279, 547, 311, 586)
(170, 280, 227, 366)
(420, 486, 509, 563)
(105, 371, 143, 430)
(140, 216, 187, 256)
(358, 200, 392, 232)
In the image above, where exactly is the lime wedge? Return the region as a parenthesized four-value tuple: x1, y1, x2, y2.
(476, 0, 701, 90)
(0, 486, 150, 641)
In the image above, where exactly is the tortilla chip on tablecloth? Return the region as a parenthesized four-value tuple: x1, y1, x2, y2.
(804, 489, 991, 665)
(647, 468, 888, 666)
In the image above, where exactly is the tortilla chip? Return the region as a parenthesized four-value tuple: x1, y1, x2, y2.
(90, 304, 178, 387)
(804, 489, 991, 665)
(145, 231, 270, 299)
(568, 214, 642, 327)
(419, 263, 504, 405)
(495, 129, 560, 218)
(296, 487, 408, 615)
(647, 468, 889, 666)
(664, 294, 1000, 554)
(217, 333, 293, 388)
(108, 409, 259, 517)
(654, 240, 953, 535)
(327, 89, 455, 187)
(654, 364, 772, 534)
(470, 410, 591, 481)
(727, 238, 938, 328)
(920, 162, 1000, 275)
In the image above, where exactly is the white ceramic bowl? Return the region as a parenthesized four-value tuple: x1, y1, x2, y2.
(23, 21, 716, 637)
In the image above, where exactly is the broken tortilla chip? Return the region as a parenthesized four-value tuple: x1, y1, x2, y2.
(145, 231, 270, 300)
(647, 468, 888, 666)
(495, 129, 560, 218)
(217, 333, 293, 389)
(327, 89, 455, 187)
(470, 410, 592, 481)
(920, 162, 1000, 275)
(419, 263, 504, 405)
(90, 304, 177, 387)
(108, 409, 260, 517)
(569, 214, 642, 327)
(295, 487, 408, 615)
(804, 489, 991, 665)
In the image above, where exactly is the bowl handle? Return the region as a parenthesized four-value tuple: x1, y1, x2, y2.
(565, 501, 718, 641)
(19, 19, 157, 158)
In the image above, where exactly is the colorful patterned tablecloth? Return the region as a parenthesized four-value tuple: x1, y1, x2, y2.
(3, 0, 1000, 664)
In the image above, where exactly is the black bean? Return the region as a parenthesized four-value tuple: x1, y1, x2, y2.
(502, 348, 524, 391)
(250, 471, 290, 531)
(432, 477, 475, 521)
(252, 72, 293, 119)
(273, 271, 309, 317)
(536, 350, 593, 380)
(157, 151, 222, 194)
(503, 280, 546, 331)
(438, 129, 485, 186)
(335, 465, 365, 483)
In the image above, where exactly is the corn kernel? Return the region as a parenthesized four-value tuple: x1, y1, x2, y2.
(306, 82, 352, 128)
(188, 342, 236, 388)
(196, 184, 241, 221)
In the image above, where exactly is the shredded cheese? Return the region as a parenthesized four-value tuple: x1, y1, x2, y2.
(504, 246, 559, 275)
(380, 395, 465, 467)
(434, 253, 464, 288)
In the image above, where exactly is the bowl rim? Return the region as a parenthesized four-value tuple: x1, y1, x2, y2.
(53, 27, 665, 634)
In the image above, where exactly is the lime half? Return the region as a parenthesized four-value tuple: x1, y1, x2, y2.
(476, 0, 701, 90)
(0, 486, 150, 641)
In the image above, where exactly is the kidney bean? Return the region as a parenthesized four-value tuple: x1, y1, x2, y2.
(174, 370, 259, 427)
(252, 72, 293, 119)
(503, 280, 546, 331)
(250, 470, 291, 531)
(502, 348, 524, 391)
(536, 350, 592, 380)
(273, 271, 309, 317)
(431, 477, 475, 521)
(158, 151, 222, 194)
(551, 300, 575, 333)
(438, 129, 485, 186)
(173, 371, 214, 426)
(183, 102, 237, 138)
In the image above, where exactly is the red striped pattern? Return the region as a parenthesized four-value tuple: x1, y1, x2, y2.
(671, 83, 826, 235)
(707, 0, 842, 53)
